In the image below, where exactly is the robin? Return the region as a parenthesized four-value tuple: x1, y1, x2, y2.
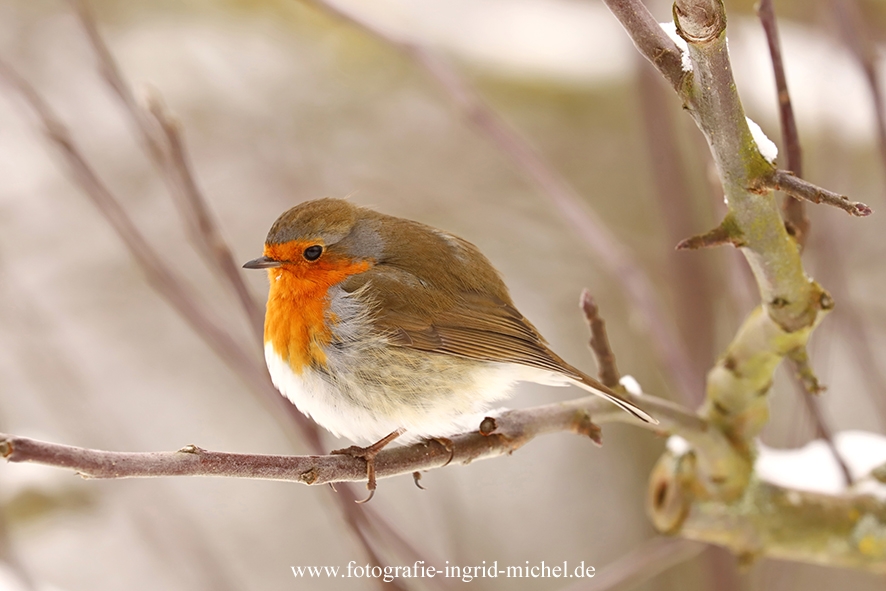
(244, 198, 655, 497)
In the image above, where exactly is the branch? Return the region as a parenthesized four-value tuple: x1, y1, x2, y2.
(604, 7, 881, 573)
(604, 0, 829, 501)
(646, 446, 886, 574)
(580, 290, 621, 389)
(69, 0, 265, 342)
(765, 170, 872, 217)
(8, 412, 885, 577)
(0, 393, 701, 486)
(677, 478, 886, 574)
(608, 0, 826, 330)
(757, 0, 802, 175)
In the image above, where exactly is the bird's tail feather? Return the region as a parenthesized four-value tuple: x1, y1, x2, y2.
(571, 377, 658, 425)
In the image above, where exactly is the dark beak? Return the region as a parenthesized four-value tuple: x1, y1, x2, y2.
(243, 256, 282, 269)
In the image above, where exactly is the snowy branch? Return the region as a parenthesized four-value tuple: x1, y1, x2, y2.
(661, 470, 886, 574)
(599, 0, 886, 573)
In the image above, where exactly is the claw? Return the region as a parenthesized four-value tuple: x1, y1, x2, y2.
(331, 429, 402, 501)
(432, 436, 455, 467)
(355, 489, 376, 504)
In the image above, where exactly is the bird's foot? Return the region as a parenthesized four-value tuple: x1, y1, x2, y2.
(332, 429, 402, 503)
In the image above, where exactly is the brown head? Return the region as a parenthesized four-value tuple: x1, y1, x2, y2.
(243, 198, 509, 300)
(242, 197, 511, 369)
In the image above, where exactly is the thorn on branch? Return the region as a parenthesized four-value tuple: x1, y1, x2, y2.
(580, 289, 621, 388)
(675, 218, 744, 250)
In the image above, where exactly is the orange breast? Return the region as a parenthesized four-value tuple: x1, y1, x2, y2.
(263, 241, 371, 374)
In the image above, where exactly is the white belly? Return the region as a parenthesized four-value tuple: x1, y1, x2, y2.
(264, 341, 565, 444)
(262, 284, 572, 444)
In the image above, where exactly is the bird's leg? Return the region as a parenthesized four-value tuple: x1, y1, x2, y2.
(332, 429, 403, 503)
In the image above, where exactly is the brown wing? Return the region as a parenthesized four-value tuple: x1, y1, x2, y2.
(340, 262, 584, 380)
(401, 299, 582, 378)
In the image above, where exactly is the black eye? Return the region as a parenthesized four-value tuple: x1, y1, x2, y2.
(303, 245, 323, 261)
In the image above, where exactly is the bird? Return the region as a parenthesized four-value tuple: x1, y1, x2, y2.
(243, 198, 656, 496)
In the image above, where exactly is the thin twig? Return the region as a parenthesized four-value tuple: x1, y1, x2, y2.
(148, 97, 266, 339)
(765, 170, 872, 216)
(69, 0, 265, 341)
(301, 0, 699, 407)
(580, 290, 621, 389)
(756, 0, 809, 245)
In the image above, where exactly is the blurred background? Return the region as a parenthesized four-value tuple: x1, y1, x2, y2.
(1, 0, 885, 589)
